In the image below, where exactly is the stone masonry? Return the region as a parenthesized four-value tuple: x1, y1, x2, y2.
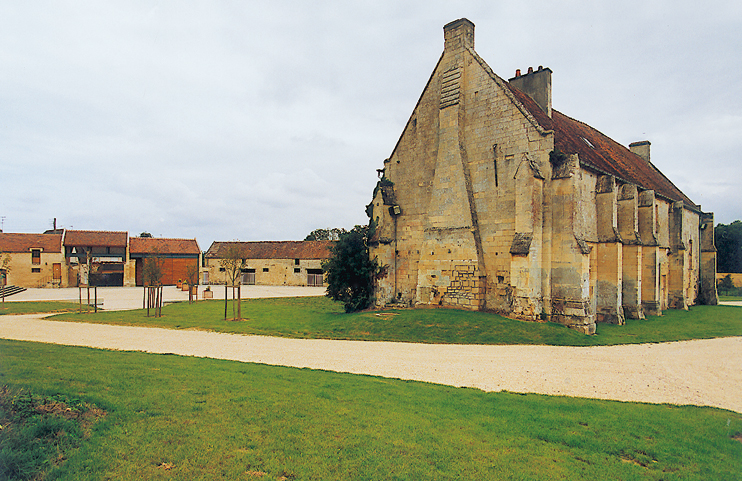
(369, 19, 717, 334)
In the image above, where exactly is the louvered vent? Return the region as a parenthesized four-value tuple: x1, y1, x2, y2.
(440, 67, 461, 109)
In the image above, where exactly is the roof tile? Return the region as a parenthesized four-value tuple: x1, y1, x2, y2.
(64, 230, 128, 247)
(205, 241, 334, 260)
(0, 233, 63, 253)
(129, 237, 201, 255)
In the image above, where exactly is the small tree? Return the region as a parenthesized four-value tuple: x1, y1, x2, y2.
(219, 244, 245, 320)
(322, 225, 383, 313)
(142, 254, 164, 317)
(185, 262, 200, 304)
(0, 252, 10, 306)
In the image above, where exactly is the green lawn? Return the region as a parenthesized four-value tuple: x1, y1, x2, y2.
(50, 296, 742, 346)
(0, 301, 93, 316)
(720, 295, 742, 302)
(1, 339, 740, 480)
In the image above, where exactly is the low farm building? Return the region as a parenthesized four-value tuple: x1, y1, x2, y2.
(0, 233, 66, 288)
(0, 230, 202, 288)
(203, 241, 333, 287)
(128, 237, 201, 286)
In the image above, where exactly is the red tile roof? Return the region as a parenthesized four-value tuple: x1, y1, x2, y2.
(0, 233, 63, 253)
(506, 82, 697, 208)
(205, 241, 334, 260)
(64, 230, 128, 247)
(550, 111, 697, 207)
(129, 237, 201, 255)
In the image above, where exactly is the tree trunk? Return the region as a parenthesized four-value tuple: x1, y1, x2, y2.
(237, 284, 241, 320)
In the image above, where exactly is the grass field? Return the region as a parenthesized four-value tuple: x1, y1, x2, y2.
(0, 301, 93, 316)
(1, 339, 740, 480)
(50, 296, 742, 346)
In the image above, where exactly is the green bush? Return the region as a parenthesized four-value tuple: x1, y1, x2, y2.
(322, 225, 380, 312)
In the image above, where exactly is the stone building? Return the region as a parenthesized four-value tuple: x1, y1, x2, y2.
(369, 19, 717, 334)
(0, 233, 66, 288)
(1, 230, 203, 288)
(203, 241, 332, 287)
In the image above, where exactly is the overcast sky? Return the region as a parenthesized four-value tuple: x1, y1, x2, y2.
(1, 1, 740, 250)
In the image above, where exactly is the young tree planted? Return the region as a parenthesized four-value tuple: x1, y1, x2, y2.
(219, 244, 245, 320)
(142, 254, 164, 317)
(0, 251, 10, 306)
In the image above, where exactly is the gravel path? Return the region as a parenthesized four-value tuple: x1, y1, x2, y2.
(1, 314, 740, 413)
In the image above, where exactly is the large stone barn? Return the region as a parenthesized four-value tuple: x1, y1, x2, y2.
(203, 241, 333, 287)
(369, 18, 717, 334)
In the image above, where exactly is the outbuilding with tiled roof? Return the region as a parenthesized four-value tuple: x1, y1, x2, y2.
(129, 237, 201, 286)
(0, 232, 66, 288)
(204, 240, 333, 287)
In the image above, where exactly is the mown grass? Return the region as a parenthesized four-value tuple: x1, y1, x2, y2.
(0, 339, 740, 480)
(0, 385, 104, 480)
(51, 297, 742, 346)
(720, 295, 742, 302)
(0, 301, 93, 316)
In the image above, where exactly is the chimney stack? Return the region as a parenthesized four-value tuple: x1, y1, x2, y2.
(443, 18, 475, 53)
(629, 141, 651, 163)
(509, 65, 552, 117)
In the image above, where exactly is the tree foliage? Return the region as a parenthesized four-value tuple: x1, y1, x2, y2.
(322, 225, 382, 313)
(142, 255, 164, 317)
(219, 244, 245, 320)
(304, 227, 347, 241)
(715, 220, 742, 273)
(0, 251, 10, 305)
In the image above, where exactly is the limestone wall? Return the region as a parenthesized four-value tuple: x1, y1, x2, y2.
(203, 258, 324, 287)
(371, 34, 555, 314)
(4, 251, 68, 288)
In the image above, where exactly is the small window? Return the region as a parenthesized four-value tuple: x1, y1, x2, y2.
(32, 268, 41, 273)
(31, 249, 41, 265)
(294, 259, 300, 265)
(219, 267, 226, 272)
(294, 268, 301, 273)
(262, 268, 269, 272)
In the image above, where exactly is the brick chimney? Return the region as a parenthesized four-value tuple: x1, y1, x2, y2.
(509, 66, 552, 117)
(443, 18, 474, 53)
(629, 141, 651, 163)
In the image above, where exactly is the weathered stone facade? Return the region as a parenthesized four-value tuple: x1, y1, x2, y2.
(203, 241, 332, 287)
(369, 19, 717, 334)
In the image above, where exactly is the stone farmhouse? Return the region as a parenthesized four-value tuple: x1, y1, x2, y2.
(369, 19, 717, 334)
(203, 241, 332, 287)
(0, 232, 66, 288)
(0, 230, 200, 288)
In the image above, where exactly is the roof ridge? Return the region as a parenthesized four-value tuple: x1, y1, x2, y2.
(467, 47, 552, 136)
(66, 229, 128, 234)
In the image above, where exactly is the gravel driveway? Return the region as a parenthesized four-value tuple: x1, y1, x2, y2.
(1, 313, 740, 413)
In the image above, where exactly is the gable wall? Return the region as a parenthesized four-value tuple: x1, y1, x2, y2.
(371, 43, 555, 313)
